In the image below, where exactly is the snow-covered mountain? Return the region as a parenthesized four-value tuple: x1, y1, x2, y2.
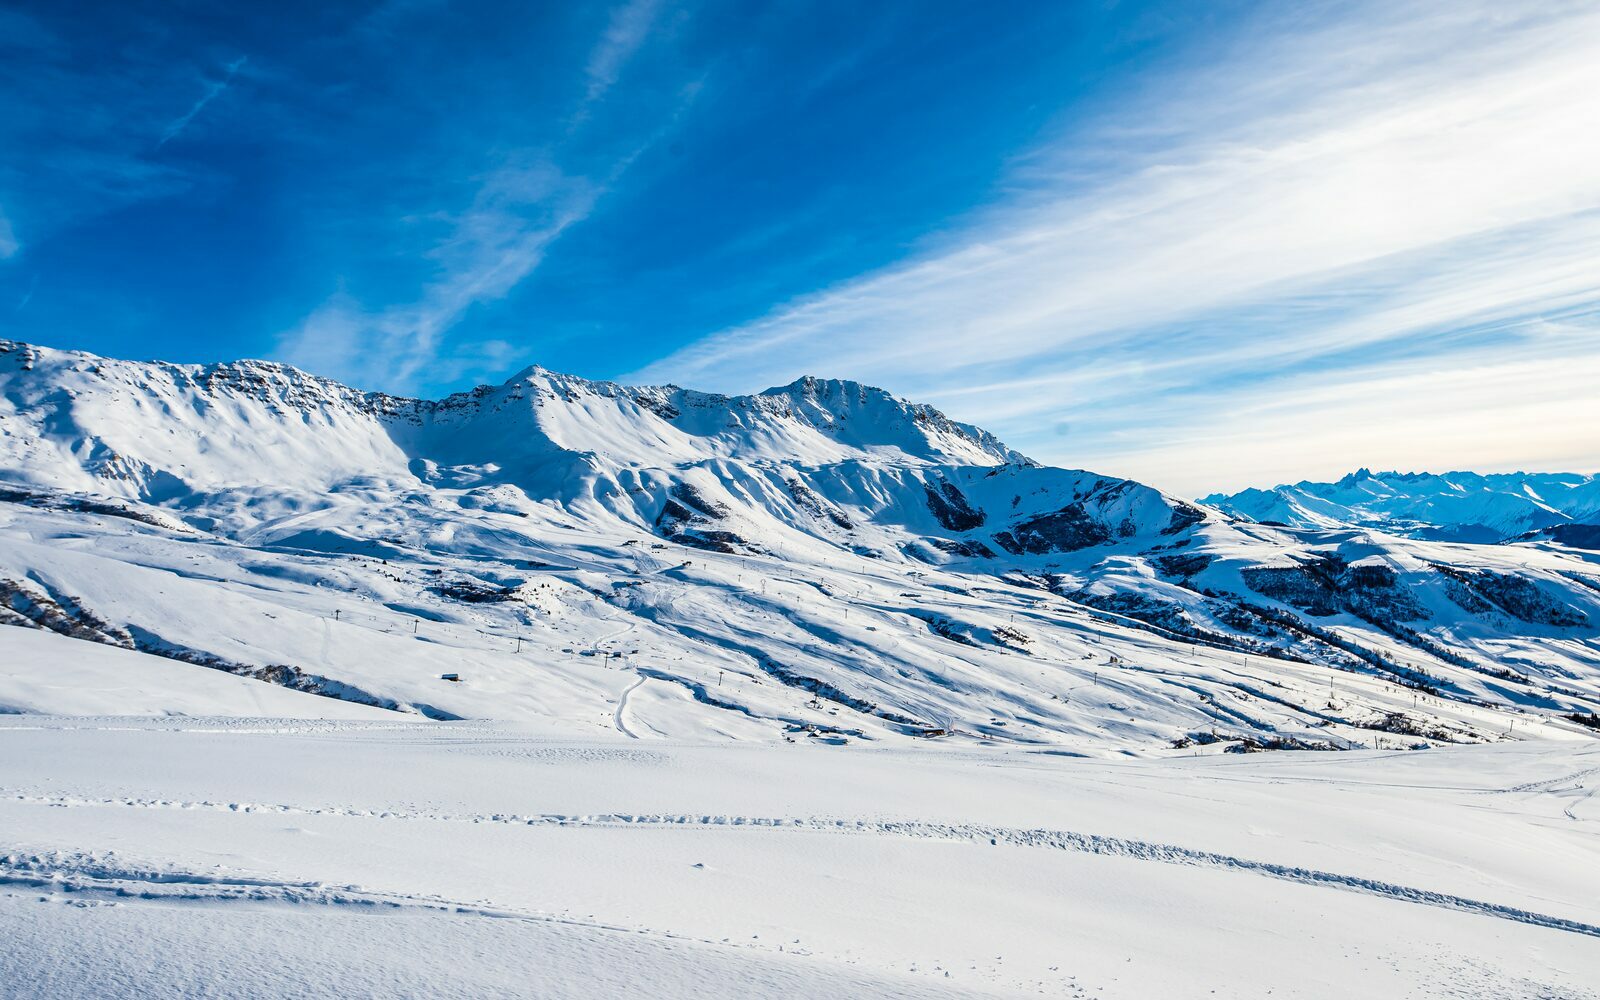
(1203, 468, 1600, 543)
(3, 339, 1600, 752)
(0, 341, 1022, 493)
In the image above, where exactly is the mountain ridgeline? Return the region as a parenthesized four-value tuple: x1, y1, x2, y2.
(2, 338, 1599, 750)
(0, 339, 1178, 552)
(1204, 468, 1600, 543)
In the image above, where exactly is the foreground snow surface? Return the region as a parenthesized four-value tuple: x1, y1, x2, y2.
(2, 717, 1597, 998)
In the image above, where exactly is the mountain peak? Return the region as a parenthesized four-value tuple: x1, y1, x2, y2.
(0, 339, 1031, 500)
(1335, 467, 1376, 486)
(1209, 468, 1600, 541)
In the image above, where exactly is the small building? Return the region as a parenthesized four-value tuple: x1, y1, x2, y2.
(440, 673, 461, 682)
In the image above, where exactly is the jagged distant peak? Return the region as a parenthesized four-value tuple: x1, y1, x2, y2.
(1206, 468, 1600, 542)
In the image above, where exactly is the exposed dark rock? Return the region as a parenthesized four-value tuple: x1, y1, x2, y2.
(995, 503, 1111, 555)
(672, 530, 748, 554)
(1361, 710, 1460, 743)
(656, 498, 699, 526)
(755, 658, 922, 727)
(1, 577, 134, 646)
(1242, 554, 1429, 623)
(654, 482, 751, 553)
(992, 624, 1033, 650)
(632, 394, 681, 421)
(1242, 566, 1341, 616)
(1153, 553, 1213, 579)
(923, 480, 985, 532)
(785, 478, 853, 529)
(438, 579, 520, 603)
(1066, 589, 1276, 657)
(908, 610, 981, 646)
(925, 537, 996, 559)
(1432, 564, 1588, 626)
(665, 482, 730, 520)
(1162, 501, 1208, 534)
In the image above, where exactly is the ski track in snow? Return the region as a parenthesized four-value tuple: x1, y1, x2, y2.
(6, 789, 1596, 940)
(614, 672, 647, 739)
(0, 849, 747, 956)
(1498, 766, 1600, 795)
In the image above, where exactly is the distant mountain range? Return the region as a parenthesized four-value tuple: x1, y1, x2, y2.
(2, 338, 1598, 750)
(1204, 469, 1600, 543)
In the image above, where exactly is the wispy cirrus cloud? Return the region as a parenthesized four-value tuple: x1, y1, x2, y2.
(0, 8, 198, 259)
(157, 56, 247, 147)
(584, 0, 662, 107)
(1118, 325, 1600, 493)
(277, 161, 602, 391)
(276, 0, 687, 393)
(631, 0, 1600, 494)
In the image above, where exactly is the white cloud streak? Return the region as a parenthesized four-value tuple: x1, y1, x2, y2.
(157, 56, 247, 147)
(276, 0, 680, 393)
(1103, 334, 1600, 494)
(582, 0, 661, 110)
(277, 163, 600, 392)
(631, 0, 1600, 495)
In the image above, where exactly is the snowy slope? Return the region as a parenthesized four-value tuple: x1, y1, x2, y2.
(2, 339, 1599, 753)
(0, 628, 394, 718)
(1204, 468, 1600, 542)
(1, 717, 1597, 999)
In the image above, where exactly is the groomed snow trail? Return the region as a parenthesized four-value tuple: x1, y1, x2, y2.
(613, 673, 647, 739)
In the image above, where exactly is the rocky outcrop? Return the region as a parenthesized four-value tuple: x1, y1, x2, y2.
(1433, 565, 1587, 626)
(924, 480, 985, 532)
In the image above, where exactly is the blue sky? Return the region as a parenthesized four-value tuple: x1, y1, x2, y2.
(3, 0, 1598, 493)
